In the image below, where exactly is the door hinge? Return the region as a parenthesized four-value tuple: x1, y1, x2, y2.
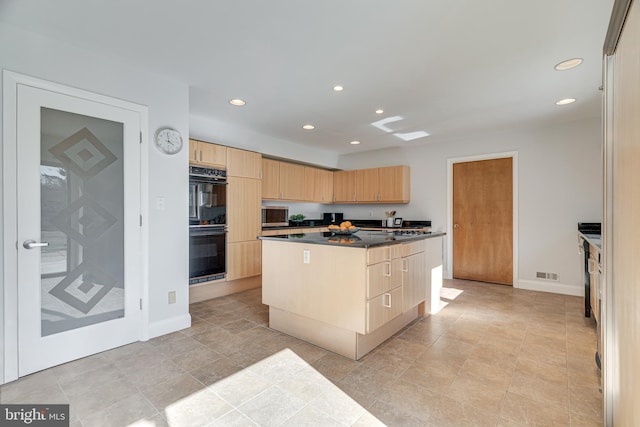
(140, 215, 142, 226)
(139, 298, 142, 310)
(140, 132, 142, 144)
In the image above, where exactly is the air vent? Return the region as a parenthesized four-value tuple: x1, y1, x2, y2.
(537, 272, 558, 281)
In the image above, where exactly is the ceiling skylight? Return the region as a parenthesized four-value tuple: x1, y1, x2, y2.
(394, 131, 430, 141)
(371, 116, 404, 132)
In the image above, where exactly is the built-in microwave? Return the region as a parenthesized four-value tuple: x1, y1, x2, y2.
(262, 206, 289, 227)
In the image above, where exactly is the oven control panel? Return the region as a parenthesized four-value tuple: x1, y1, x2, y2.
(189, 166, 227, 180)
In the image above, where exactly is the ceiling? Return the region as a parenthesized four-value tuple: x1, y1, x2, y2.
(0, 0, 614, 154)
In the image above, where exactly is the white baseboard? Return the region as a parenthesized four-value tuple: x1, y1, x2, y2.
(147, 313, 192, 339)
(517, 279, 584, 297)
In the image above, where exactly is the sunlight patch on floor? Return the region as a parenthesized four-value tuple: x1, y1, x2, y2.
(440, 287, 464, 301)
(161, 348, 384, 426)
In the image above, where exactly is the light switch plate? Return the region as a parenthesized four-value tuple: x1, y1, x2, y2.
(156, 196, 165, 211)
(168, 291, 176, 304)
(303, 250, 310, 264)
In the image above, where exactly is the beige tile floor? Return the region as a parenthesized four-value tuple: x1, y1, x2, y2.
(0, 279, 603, 426)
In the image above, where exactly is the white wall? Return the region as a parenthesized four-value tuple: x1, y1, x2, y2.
(336, 119, 602, 295)
(190, 114, 340, 168)
(1, 23, 190, 382)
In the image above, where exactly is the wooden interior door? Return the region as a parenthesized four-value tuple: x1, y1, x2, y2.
(453, 157, 513, 285)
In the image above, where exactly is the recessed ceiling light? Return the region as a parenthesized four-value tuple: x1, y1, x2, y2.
(375, 109, 384, 114)
(229, 99, 246, 106)
(333, 85, 344, 92)
(554, 58, 583, 71)
(556, 98, 576, 106)
(302, 124, 315, 130)
(350, 140, 361, 145)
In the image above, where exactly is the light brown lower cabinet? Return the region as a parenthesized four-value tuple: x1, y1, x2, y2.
(366, 245, 403, 332)
(588, 244, 600, 323)
(366, 285, 403, 333)
(226, 240, 262, 281)
(402, 240, 427, 311)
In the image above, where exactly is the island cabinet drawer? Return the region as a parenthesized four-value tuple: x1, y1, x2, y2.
(367, 244, 403, 265)
(402, 240, 425, 257)
(366, 285, 403, 333)
(366, 258, 402, 298)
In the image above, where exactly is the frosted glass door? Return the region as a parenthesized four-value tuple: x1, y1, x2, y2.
(40, 108, 125, 336)
(17, 84, 142, 376)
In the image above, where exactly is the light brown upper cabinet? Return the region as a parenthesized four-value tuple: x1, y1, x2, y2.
(262, 159, 305, 201)
(263, 159, 409, 204)
(279, 162, 305, 200)
(262, 159, 280, 199)
(356, 168, 379, 202)
(189, 139, 226, 169)
(304, 167, 334, 203)
(355, 166, 410, 203)
(378, 166, 410, 203)
(333, 170, 357, 203)
(227, 147, 262, 179)
(227, 176, 262, 243)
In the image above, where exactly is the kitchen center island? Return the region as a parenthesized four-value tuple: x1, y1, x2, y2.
(259, 230, 445, 360)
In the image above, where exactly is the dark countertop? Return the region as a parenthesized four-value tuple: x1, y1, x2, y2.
(258, 230, 445, 248)
(578, 222, 601, 250)
(263, 218, 431, 231)
(580, 232, 601, 251)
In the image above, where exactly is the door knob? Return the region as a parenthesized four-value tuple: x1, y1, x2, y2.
(453, 224, 460, 229)
(23, 240, 49, 249)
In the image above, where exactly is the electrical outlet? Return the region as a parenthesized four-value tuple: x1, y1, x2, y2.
(156, 196, 165, 211)
(303, 250, 310, 264)
(168, 291, 176, 304)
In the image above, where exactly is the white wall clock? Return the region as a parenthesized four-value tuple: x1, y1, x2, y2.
(154, 127, 183, 155)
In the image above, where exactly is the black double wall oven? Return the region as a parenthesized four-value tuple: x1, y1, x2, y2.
(189, 166, 227, 284)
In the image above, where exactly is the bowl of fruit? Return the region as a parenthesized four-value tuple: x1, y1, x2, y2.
(327, 221, 360, 235)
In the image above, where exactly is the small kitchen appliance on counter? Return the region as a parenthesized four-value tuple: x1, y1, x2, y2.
(385, 211, 396, 227)
(262, 206, 289, 227)
(323, 212, 344, 225)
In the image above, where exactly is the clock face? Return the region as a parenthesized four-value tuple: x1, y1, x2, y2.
(155, 128, 183, 154)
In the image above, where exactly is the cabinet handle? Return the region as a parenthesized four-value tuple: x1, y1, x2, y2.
(199, 151, 202, 161)
(383, 292, 392, 308)
(194, 148, 197, 160)
(402, 259, 409, 272)
(384, 262, 392, 277)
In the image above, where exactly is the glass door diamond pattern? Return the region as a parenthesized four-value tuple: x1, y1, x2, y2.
(40, 107, 125, 337)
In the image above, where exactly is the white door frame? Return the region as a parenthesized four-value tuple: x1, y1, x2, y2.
(446, 151, 519, 286)
(1, 70, 150, 384)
